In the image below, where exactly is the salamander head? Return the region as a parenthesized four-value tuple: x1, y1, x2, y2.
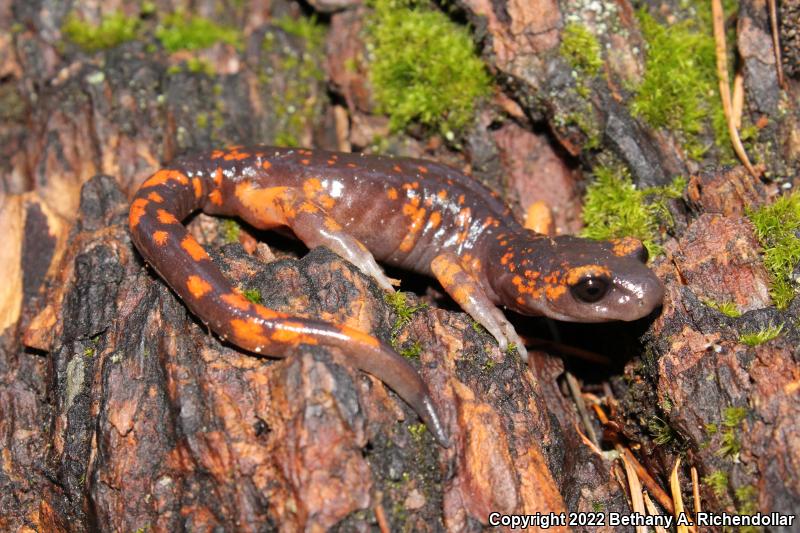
(490, 233, 664, 322)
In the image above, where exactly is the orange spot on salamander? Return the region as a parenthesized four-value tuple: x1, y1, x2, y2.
(208, 189, 223, 206)
(262, 160, 272, 170)
(142, 170, 189, 188)
(302, 178, 322, 196)
(129, 198, 149, 228)
(387, 187, 399, 200)
(221, 293, 251, 311)
(428, 211, 441, 229)
(340, 325, 380, 348)
(186, 275, 212, 298)
(565, 265, 611, 285)
(301, 159, 310, 165)
(230, 318, 271, 347)
(156, 209, 179, 225)
(327, 159, 336, 165)
(437, 190, 448, 200)
(346, 163, 357, 168)
(214, 168, 223, 186)
(417, 165, 428, 174)
(393, 165, 402, 173)
(399, 200, 427, 252)
(224, 150, 250, 161)
(181, 235, 210, 261)
(192, 178, 203, 199)
(148, 192, 164, 203)
(211, 150, 225, 159)
(152, 231, 169, 246)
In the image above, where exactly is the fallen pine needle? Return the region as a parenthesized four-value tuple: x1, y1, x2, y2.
(670, 457, 698, 533)
(643, 491, 670, 533)
(712, 0, 758, 177)
(691, 466, 702, 514)
(619, 446, 648, 533)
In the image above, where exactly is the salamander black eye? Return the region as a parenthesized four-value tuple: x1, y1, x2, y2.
(570, 276, 610, 303)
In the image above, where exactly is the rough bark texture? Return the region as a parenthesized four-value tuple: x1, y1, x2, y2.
(1, 0, 799, 531)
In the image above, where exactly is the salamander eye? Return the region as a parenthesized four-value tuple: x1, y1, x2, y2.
(570, 276, 610, 303)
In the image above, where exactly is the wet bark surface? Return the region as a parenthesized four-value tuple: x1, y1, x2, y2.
(1, 0, 799, 531)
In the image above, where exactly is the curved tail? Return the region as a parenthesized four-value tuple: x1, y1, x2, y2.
(128, 165, 450, 447)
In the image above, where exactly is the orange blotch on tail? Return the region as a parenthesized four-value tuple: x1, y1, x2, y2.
(230, 318, 271, 347)
(142, 170, 189, 188)
(148, 192, 164, 203)
(156, 209, 179, 225)
(187, 275, 212, 298)
(181, 236, 210, 261)
(152, 231, 169, 246)
(192, 178, 203, 199)
(340, 325, 380, 348)
(129, 198, 149, 228)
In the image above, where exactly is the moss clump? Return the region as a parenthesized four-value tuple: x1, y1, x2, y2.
(399, 341, 422, 359)
(748, 192, 800, 309)
(221, 219, 241, 243)
(560, 23, 603, 76)
(156, 11, 241, 52)
(242, 289, 262, 304)
(647, 416, 676, 446)
(385, 291, 428, 342)
(717, 406, 748, 459)
(62, 10, 140, 52)
(581, 165, 686, 257)
(275, 15, 326, 50)
(631, 9, 729, 160)
(702, 299, 742, 317)
(704, 470, 728, 498)
(367, 0, 491, 136)
(739, 323, 783, 346)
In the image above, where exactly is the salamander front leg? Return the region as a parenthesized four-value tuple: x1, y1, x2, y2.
(431, 253, 528, 361)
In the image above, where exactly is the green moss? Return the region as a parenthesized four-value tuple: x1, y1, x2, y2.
(580, 164, 686, 257)
(156, 11, 241, 52)
(262, 17, 326, 148)
(408, 422, 427, 440)
(647, 416, 676, 446)
(717, 406, 748, 459)
(221, 219, 241, 243)
(560, 23, 603, 76)
(748, 192, 800, 309)
(735, 484, 759, 515)
(631, 8, 730, 160)
(367, 0, 491, 136)
(385, 292, 429, 341)
(739, 323, 783, 346)
(275, 15, 326, 50)
(705, 422, 718, 435)
(703, 470, 729, 498)
(242, 289, 262, 304)
(62, 10, 140, 52)
(399, 341, 422, 359)
(702, 299, 742, 317)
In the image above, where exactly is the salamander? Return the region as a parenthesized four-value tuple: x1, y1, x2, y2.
(128, 145, 664, 447)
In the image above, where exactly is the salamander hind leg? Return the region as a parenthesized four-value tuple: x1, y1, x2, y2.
(234, 183, 396, 291)
(431, 252, 528, 361)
